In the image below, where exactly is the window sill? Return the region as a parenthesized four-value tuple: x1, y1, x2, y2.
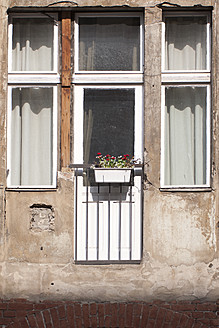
(160, 187, 212, 192)
(6, 187, 58, 192)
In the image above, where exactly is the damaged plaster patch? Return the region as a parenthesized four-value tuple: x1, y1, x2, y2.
(30, 204, 55, 232)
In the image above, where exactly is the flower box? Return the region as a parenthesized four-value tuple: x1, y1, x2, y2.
(94, 168, 132, 183)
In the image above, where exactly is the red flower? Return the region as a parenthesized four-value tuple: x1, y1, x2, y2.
(106, 158, 109, 161)
(126, 154, 129, 157)
(97, 152, 101, 155)
(106, 154, 110, 157)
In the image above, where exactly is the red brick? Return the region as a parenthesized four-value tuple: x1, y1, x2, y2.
(75, 316, 83, 328)
(118, 303, 125, 327)
(111, 303, 118, 327)
(204, 311, 217, 318)
(146, 319, 156, 327)
(104, 303, 111, 315)
(50, 307, 60, 328)
(66, 305, 75, 327)
(125, 303, 133, 327)
(140, 305, 149, 327)
(82, 303, 90, 328)
(155, 308, 166, 326)
(35, 312, 45, 327)
(164, 309, 173, 322)
(171, 304, 196, 312)
(42, 309, 52, 325)
(185, 317, 195, 328)
(0, 302, 7, 310)
(104, 315, 111, 328)
(192, 323, 203, 328)
(178, 313, 190, 327)
(171, 312, 182, 327)
(0, 317, 12, 325)
(34, 303, 48, 311)
(89, 315, 97, 328)
(133, 303, 142, 316)
(74, 303, 82, 317)
(59, 318, 69, 328)
(197, 303, 217, 311)
(3, 310, 16, 317)
(210, 318, 219, 326)
(26, 313, 38, 327)
(89, 303, 97, 315)
(57, 305, 66, 319)
(192, 311, 204, 319)
(17, 317, 29, 328)
(8, 303, 34, 311)
(149, 305, 158, 320)
(97, 303, 104, 327)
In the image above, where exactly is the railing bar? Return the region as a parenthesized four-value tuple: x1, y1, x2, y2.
(119, 183, 122, 261)
(82, 201, 103, 204)
(129, 185, 133, 261)
(108, 184, 111, 261)
(97, 184, 100, 261)
(75, 172, 78, 261)
(86, 168, 89, 261)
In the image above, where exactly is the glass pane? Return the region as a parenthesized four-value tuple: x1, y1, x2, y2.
(83, 89, 134, 164)
(165, 16, 207, 70)
(164, 86, 207, 186)
(11, 87, 53, 185)
(79, 17, 140, 71)
(12, 18, 54, 71)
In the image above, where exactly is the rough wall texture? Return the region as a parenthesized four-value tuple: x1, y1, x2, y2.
(0, 0, 217, 305)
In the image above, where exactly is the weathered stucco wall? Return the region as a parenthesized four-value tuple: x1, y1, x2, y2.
(0, 0, 218, 302)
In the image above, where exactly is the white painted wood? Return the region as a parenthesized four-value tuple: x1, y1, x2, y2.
(74, 85, 143, 262)
(8, 74, 60, 84)
(73, 73, 143, 84)
(161, 72, 210, 83)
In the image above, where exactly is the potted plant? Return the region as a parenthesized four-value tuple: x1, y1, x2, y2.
(91, 153, 139, 183)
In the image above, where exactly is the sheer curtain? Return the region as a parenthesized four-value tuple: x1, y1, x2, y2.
(165, 16, 207, 70)
(164, 87, 206, 186)
(12, 18, 53, 71)
(11, 88, 53, 186)
(79, 17, 140, 71)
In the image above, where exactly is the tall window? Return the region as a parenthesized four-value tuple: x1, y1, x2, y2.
(161, 12, 211, 188)
(74, 13, 143, 165)
(8, 14, 58, 188)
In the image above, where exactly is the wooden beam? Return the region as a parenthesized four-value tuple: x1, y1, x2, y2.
(61, 12, 71, 167)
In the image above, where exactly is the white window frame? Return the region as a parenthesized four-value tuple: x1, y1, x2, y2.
(161, 11, 211, 190)
(74, 85, 143, 164)
(73, 12, 144, 84)
(160, 84, 211, 189)
(7, 85, 58, 189)
(8, 13, 59, 84)
(7, 13, 59, 189)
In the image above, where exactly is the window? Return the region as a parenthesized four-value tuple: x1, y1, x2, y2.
(8, 14, 58, 188)
(73, 13, 143, 262)
(161, 12, 211, 188)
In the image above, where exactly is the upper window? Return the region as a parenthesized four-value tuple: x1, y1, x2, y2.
(161, 12, 211, 189)
(8, 14, 58, 188)
(75, 13, 143, 73)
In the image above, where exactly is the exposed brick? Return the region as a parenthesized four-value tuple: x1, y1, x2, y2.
(97, 303, 104, 327)
(149, 305, 158, 320)
(89, 303, 97, 315)
(26, 313, 38, 327)
(197, 303, 217, 311)
(125, 303, 133, 327)
(8, 303, 34, 311)
(35, 312, 45, 328)
(57, 305, 66, 319)
(104, 315, 111, 328)
(146, 319, 156, 327)
(155, 308, 167, 327)
(74, 303, 82, 317)
(164, 309, 173, 322)
(171, 304, 196, 312)
(178, 313, 190, 327)
(0, 317, 12, 325)
(82, 303, 90, 328)
(75, 316, 83, 328)
(0, 302, 8, 310)
(59, 318, 69, 328)
(192, 311, 205, 319)
(89, 314, 98, 328)
(66, 305, 74, 327)
(111, 303, 118, 328)
(171, 312, 182, 327)
(140, 305, 149, 327)
(210, 318, 219, 326)
(204, 311, 217, 319)
(3, 310, 16, 317)
(104, 303, 111, 316)
(42, 309, 52, 325)
(50, 307, 60, 328)
(16, 317, 29, 328)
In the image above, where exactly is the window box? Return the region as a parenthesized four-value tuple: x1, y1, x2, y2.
(94, 168, 132, 183)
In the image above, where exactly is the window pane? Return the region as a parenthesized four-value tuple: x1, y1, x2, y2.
(11, 87, 53, 186)
(12, 18, 54, 71)
(79, 17, 140, 71)
(164, 86, 207, 186)
(165, 16, 207, 70)
(83, 89, 134, 164)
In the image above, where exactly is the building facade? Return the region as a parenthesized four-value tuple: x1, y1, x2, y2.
(0, 0, 218, 304)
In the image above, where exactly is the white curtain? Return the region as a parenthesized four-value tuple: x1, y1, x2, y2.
(12, 18, 53, 71)
(165, 16, 207, 70)
(164, 87, 206, 186)
(11, 88, 53, 186)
